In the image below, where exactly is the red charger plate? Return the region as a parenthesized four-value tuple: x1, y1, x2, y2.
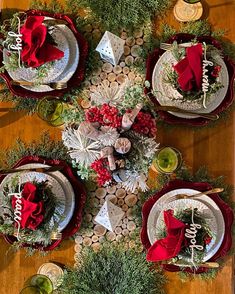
(0, 10, 89, 99)
(140, 179, 234, 273)
(0, 155, 87, 251)
(146, 34, 235, 126)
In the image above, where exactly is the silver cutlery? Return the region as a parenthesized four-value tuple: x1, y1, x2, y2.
(0, 165, 64, 175)
(176, 187, 224, 199)
(11, 80, 67, 90)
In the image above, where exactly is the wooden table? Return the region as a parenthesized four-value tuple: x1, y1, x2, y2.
(0, 0, 234, 293)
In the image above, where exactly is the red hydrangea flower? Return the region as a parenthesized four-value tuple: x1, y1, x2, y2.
(211, 65, 221, 78)
(131, 111, 157, 137)
(91, 158, 112, 186)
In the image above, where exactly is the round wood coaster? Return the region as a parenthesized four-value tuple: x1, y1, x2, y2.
(173, 0, 203, 22)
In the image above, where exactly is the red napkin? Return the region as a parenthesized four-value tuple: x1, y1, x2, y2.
(12, 182, 44, 230)
(21, 16, 64, 68)
(173, 43, 203, 92)
(146, 210, 186, 262)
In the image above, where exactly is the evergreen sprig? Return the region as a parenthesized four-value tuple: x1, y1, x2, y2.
(58, 245, 166, 294)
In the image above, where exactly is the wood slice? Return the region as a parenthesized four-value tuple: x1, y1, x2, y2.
(124, 46, 131, 56)
(94, 224, 107, 236)
(74, 253, 80, 262)
(123, 218, 128, 224)
(122, 66, 130, 75)
(121, 31, 127, 40)
(102, 62, 113, 73)
(131, 45, 141, 57)
(80, 99, 91, 109)
(135, 76, 143, 84)
(117, 198, 124, 206)
(117, 73, 127, 84)
(110, 81, 119, 90)
(102, 79, 110, 87)
(75, 235, 83, 244)
(93, 197, 100, 207)
(84, 213, 93, 223)
(89, 85, 98, 92)
(122, 204, 129, 212)
(114, 226, 122, 234)
(83, 24, 92, 33)
(91, 207, 99, 216)
(120, 61, 126, 68)
(99, 198, 105, 205)
(116, 183, 122, 188)
(92, 22, 100, 29)
(122, 228, 129, 236)
(106, 194, 118, 204)
(83, 80, 91, 87)
(74, 243, 82, 253)
(125, 56, 134, 66)
(129, 240, 136, 249)
(92, 235, 99, 243)
(91, 242, 101, 252)
(107, 73, 117, 82)
(92, 29, 102, 40)
(125, 194, 138, 207)
(126, 37, 135, 46)
(93, 67, 102, 75)
(95, 187, 107, 199)
(83, 237, 92, 247)
(113, 65, 122, 74)
(136, 38, 144, 46)
(91, 76, 101, 86)
(121, 222, 127, 229)
(127, 221, 136, 231)
(84, 229, 94, 237)
(134, 29, 143, 38)
(116, 234, 124, 242)
(116, 188, 126, 198)
(127, 71, 136, 81)
(107, 186, 117, 194)
(99, 236, 106, 243)
(106, 231, 116, 241)
(126, 208, 134, 220)
(100, 72, 108, 80)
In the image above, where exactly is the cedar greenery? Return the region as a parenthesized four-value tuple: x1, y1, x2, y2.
(58, 245, 166, 294)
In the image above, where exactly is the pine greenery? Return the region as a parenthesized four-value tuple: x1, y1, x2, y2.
(58, 245, 166, 294)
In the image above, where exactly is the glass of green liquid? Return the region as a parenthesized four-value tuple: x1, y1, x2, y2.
(37, 96, 65, 127)
(153, 147, 182, 174)
(20, 274, 53, 294)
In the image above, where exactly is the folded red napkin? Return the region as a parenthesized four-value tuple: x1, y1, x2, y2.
(146, 210, 186, 262)
(173, 43, 203, 92)
(21, 16, 64, 68)
(12, 182, 44, 230)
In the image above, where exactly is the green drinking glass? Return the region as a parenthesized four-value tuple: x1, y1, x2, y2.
(20, 274, 53, 294)
(37, 96, 65, 127)
(152, 147, 182, 174)
(183, 0, 200, 3)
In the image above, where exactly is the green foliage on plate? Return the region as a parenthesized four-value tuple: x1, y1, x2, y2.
(58, 245, 166, 294)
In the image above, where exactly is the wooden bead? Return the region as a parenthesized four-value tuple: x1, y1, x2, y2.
(125, 56, 134, 66)
(94, 224, 107, 236)
(95, 187, 107, 199)
(106, 194, 118, 204)
(120, 61, 126, 67)
(136, 38, 143, 45)
(92, 235, 99, 242)
(83, 237, 92, 246)
(102, 62, 113, 73)
(122, 66, 130, 75)
(74, 243, 82, 252)
(106, 231, 116, 241)
(122, 204, 129, 211)
(91, 242, 101, 252)
(122, 229, 129, 236)
(126, 37, 135, 46)
(117, 73, 127, 84)
(125, 194, 138, 207)
(113, 65, 122, 74)
(115, 226, 122, 234)
(118, 198, 124, 206)
(116, 188, 126, 198)
(121, 31, 127, 39)
(107, 73, 117, 82)
(102, 79, 110, 87)
(131, 45, 141, 57)
(127, 221, 136, 231)
(124, 46, 131, 56)
(100, 72, 107, 80)
(75, 235, 83, 244)
(134, 29, 143, 38)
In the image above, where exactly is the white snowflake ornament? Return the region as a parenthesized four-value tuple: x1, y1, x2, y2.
(94, 200, 124, 232)
(96, 31, 125, 66)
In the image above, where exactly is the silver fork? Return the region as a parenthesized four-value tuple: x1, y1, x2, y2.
(160, 42, 192, 51)
(11, 80, 67, 90)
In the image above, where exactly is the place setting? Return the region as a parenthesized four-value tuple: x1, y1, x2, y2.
(146, 34, 235, 126)
(0, 155, 86, 251)
(0, 10, 88, 98)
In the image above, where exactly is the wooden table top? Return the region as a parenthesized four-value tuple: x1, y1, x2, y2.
(0, 0, 234, 293)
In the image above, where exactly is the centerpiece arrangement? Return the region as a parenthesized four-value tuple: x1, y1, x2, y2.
(147, 208, 213, 267)
(62, 84, 159, 192)
(0, 177, 63, 248)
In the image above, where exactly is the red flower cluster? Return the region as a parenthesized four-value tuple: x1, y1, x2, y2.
(131, 111, 157, 137)
(204, 235, 212, 245)
(211, 65, 221, 78)
(91, 158, 112, 186)
(85, 104, 122, 128)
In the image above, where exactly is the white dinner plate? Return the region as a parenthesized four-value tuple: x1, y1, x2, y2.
(0, 163, 75, 232)
(147, 188, 225, 261)
(152, 46, 229, 119)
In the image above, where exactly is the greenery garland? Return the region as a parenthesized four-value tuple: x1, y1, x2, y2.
(58, 245, 166, 294)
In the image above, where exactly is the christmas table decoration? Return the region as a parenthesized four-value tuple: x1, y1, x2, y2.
(96, 31, 125, 66)
(62, 100, 159, 192)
